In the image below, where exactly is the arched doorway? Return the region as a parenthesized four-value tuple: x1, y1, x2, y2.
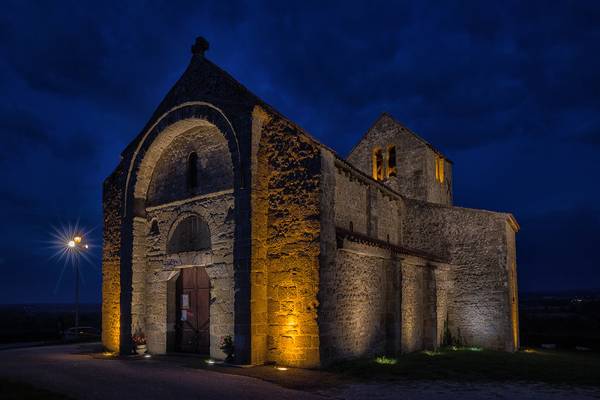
(125, 112, 239, 357)
(168, 215, 212, 354)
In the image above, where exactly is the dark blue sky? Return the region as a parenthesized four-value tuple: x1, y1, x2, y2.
(0, 1, 598, 304)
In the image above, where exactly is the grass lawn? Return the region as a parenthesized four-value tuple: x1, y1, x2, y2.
(0, 379, 72, 400)
(327, 348, 600, 387)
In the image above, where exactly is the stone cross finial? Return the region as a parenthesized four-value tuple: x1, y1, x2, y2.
(191, 36, 209, 57)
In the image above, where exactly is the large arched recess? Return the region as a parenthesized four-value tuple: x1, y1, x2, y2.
(118, 102, 251, 360)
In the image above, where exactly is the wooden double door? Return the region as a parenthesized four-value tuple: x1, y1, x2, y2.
(176, 266, 210, 354)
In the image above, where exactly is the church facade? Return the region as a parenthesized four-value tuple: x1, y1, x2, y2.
(102, 37, 520, 367)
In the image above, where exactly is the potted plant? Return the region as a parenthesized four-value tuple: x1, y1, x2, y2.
(132, 332, 147, 355)
(219, 335, 235, 362)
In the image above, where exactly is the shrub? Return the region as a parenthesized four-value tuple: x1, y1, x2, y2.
(220, 335, 235, 362)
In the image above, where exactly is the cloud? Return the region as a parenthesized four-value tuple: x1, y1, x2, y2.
(0, 104, 99, 163)
(0, 105, 51, 146)
(0, 190, 41, 211)
(577, 131, 600, 146)
(207, 1, 600, 154)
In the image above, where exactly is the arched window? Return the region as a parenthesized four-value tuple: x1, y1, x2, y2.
(435, 155, 445, 183)
(187, 152, 198, 190)
(387, 145, 397, 177)
(149, 219, 160, 236)
(167, 215, 211, 254)
(372, 148, 384, 181)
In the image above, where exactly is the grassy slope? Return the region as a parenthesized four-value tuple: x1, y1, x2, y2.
(327, 348, 600, 387)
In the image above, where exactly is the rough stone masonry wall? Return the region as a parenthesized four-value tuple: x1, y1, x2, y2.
(257, 113, 322, 367)
(434, 265, 453, 348)
(320, 241, 396, 362)
(423, 147, 453, 206)
(333, 166, 369, 235)
(321, 147, 401, 363)
(249, 106, 270, 365)
(399, 257, 450, 352)
(145, 125, 234, 207)
(403, 199, 516, 350)
(332, 162, 402, 245)
(506, 219, 519, 350)
(400, 261, 425, 352)
(131, 217, 148, 340)
(102, 167, 125, 352)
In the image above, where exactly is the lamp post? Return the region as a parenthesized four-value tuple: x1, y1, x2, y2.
(67, 235, 88, 329)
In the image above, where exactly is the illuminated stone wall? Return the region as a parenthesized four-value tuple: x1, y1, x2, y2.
(131, 217, 147, 339)
(403, 199, 518, 350)
(101, 168, 125, 352)
(333, 167, 369, 235)
(256, 114, 322, 368)
(506, 220, 519, 350)
(320, 155, 449, 364)
(434, 265, 453, 347)
(249, 106, 269, 365)
(348, 113, 452, 205)
(400, 261, 425, 352)
(319, 239, 398, 361)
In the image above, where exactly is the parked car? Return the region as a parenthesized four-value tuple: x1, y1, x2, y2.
(63, 326, 100, 342)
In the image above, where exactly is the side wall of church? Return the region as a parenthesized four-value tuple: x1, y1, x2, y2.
(400, 261, 425, 352)
(402, 199, 517, 351)
(318, 153, 453, 365)
(320, 241, 399, 362)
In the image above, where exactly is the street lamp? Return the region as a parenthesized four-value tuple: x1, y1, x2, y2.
(66, 234, 89, 329)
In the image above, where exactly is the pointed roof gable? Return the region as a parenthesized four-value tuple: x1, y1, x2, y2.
(122, 37, 271, 157)
(121, 37, 333, 160)
(348, 112, 452, 163)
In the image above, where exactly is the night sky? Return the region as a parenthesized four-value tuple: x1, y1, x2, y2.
(0, 1, 598, 304)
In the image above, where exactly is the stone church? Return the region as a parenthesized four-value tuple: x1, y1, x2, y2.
(102, 37, 520, 367)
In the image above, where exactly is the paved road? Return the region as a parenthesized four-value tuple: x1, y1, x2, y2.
(2, 344, 600, 400)
(0, 344, 324, 400)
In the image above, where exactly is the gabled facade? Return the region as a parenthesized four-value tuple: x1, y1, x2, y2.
(348, 113, 452, 205)
(102, 37, 520, 368)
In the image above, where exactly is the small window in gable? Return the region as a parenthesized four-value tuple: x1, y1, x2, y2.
(387, 145, 397, 177)
(149, 219, 159, 236)
(187, 152, 198, 190)
(435, 155, 445, 183)
(372, 148, 384, 181)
